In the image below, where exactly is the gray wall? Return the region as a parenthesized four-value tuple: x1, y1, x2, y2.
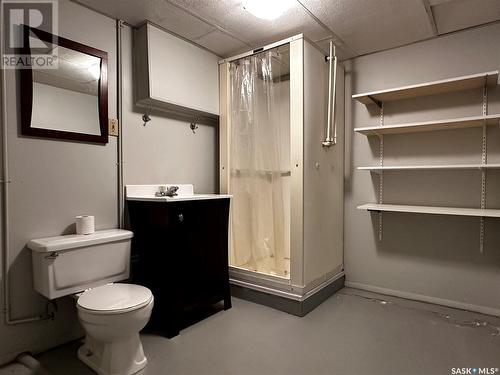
(0, 0, 117, 363)
(344, 23, 500, 315)
(121, 25, 218, 193)
(0, 3, 219, 365)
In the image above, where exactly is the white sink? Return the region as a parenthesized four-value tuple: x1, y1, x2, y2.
(125, 184, 231, 202)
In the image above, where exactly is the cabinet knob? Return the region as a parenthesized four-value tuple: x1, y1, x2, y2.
(178, 213, 184, 222)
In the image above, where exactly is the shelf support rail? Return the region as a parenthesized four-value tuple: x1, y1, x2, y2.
(378, 103, 385, 241)
(479, 83, 488, 253)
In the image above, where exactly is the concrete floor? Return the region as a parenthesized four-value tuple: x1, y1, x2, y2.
(34, 288, 500, 375)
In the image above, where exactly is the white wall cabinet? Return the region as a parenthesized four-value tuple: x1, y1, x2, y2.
(134, 23, 220, 124)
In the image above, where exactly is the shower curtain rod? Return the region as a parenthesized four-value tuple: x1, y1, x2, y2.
(219, 34, 303, 64)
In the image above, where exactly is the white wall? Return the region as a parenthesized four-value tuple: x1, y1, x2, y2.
(0, 0, 117, 364)
(122, 25, 218, 193)
(344, 23, 500, 315)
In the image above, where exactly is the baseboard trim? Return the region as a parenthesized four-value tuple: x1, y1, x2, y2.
(345, 281, 500, 317)
(232, 274, 345, 317)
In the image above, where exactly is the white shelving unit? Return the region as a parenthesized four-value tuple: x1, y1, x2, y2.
(358, 164, 500, 173)
(357, 204, 500, 218)
(354, 114, 500, 136)
(352, 71, 498, 106)
(352, 70, 499, 251)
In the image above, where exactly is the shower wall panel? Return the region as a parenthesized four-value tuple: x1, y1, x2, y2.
(303, 41, 345, 287)
(289, 39, 304, 286)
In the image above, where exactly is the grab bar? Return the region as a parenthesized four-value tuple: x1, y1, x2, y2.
(322, 41, 337, 147)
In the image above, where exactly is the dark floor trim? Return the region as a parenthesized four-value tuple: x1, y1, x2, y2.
(231, 275, 345, 317)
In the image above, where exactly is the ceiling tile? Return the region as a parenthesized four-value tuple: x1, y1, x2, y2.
(301, 0, 435, 55)
(74, 0, 215, 40)
(168, 0, 331, 51)
(432, 0, 500, 34)
(193, 30, 249, 57)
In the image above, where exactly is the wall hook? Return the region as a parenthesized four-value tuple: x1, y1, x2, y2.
(190, 120, 199, 134)
(142, 99, 153, 126)
(142, 113, 151, 126)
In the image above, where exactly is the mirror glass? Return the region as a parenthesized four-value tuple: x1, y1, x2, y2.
(31, 40, 101, 135)
(21, 26, 108, 144)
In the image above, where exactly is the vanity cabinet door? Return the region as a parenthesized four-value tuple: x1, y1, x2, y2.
(177, 199, 230, 308)
(128, 201, 184, 292)
(128, 201, 186, 336)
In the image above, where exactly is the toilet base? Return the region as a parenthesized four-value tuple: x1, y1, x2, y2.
(77, 334, 147, 375)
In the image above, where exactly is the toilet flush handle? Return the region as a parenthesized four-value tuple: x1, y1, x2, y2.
(45, 251, 60, 260)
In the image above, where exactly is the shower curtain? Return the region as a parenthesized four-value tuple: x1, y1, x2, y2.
(229, 49, 289, 276)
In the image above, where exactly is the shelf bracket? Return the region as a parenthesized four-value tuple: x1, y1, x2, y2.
(378, 103, 384, 241)
(479, 84, 488, 253)
(368, 95, 383, 108)
(370, 129, 382, 139)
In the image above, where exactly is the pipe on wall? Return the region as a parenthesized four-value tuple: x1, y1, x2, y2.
(117, 19, 125, 228)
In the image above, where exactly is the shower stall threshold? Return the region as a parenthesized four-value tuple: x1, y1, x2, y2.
(229, 267, 345, 316)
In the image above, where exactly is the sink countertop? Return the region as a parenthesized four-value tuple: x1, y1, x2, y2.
(126, 194, 232, 202)
(125, 184, 231, 202)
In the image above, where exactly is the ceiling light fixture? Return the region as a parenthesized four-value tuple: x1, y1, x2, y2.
(243, 0, 295, 20)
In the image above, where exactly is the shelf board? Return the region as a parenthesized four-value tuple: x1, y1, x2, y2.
(354, 114, 500, 136)
(358, 164, 500, 173)
(352, 71, 498, 106)
(357, 203, 500, 218)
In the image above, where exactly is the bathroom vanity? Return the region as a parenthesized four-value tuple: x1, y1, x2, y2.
(126, 185, 231, 338)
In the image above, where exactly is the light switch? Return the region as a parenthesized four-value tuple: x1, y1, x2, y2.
(109, 118, 119, 136)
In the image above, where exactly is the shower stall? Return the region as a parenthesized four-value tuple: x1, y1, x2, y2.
(219, 34, 344, 315)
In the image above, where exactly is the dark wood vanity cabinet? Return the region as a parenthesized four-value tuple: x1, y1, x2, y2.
(127, 198, 231, 338)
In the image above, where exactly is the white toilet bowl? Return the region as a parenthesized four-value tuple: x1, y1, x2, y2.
(28, 230, 152, 374)
(76, 284, 154, 375)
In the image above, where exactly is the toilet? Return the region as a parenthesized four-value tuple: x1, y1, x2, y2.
(28, 229, 153, 375)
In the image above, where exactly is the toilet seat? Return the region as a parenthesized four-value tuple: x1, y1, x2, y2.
(77, 284, 153, 315)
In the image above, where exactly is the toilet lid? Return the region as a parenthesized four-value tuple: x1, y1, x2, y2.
(77, 284, 152, 314)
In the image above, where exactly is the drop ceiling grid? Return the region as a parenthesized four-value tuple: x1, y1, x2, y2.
(72, 0, 500, 59)
(73, 0, 216, 40)
(193, 30, 251, 57)
(301, 0, 436, 55)
(432, 0, 500, 34)
(168, 0, 332, 48)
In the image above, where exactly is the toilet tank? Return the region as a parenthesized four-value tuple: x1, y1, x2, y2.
(28, 229, 133, 300)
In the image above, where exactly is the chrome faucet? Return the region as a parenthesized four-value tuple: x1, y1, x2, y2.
(155, 185, 179, 197)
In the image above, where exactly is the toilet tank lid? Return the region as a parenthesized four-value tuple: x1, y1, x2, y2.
(28, 229, 133, 253)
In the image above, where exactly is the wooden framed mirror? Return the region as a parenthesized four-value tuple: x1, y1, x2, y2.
(20, 25, 108, 144)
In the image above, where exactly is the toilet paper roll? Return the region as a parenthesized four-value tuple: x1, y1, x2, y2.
(76, 215, 95, 235)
